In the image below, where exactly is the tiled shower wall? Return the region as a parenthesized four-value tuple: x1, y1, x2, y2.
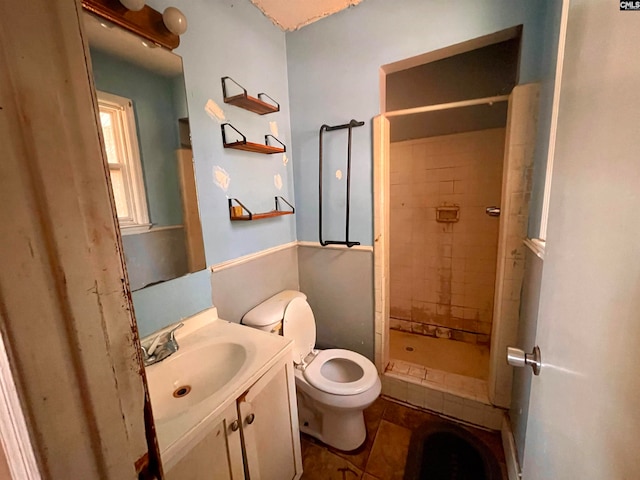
(389, 128, 505, 345)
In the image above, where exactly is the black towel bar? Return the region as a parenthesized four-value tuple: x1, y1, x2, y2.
(318, 119, 365, 248)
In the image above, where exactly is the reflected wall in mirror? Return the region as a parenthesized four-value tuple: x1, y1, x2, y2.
(84, 12, 206, 291)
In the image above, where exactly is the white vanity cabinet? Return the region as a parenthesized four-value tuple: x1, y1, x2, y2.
(165, 356, 302, 480)
(165, 402, 244, 480)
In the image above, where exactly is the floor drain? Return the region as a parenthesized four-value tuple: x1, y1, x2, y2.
(173, 385, 191, 398)
(406, 346, 414, 352)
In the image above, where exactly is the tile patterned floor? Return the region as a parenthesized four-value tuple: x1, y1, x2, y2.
(300, 396, 506, 480)
(389, 330, 490, 380)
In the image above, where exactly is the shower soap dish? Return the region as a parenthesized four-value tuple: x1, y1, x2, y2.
(436, 205, 460, 223)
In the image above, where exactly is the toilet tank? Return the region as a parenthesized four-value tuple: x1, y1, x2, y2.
(241, 290, 306, 333)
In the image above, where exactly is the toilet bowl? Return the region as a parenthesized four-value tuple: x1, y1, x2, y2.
(242, 290, 381, 451)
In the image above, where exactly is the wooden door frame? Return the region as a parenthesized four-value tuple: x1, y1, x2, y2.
(0, 0, 159, 477)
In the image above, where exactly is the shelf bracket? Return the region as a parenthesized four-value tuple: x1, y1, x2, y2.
(221, 76, 247, 100)
(228, 197, 253, 220)
(221, 123, 246, 147)
(257, 92, 280, 111)
(275, 196, 294, 214)
(265, 134, 286, 152)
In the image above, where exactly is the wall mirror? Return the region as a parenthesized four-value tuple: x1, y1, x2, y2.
(84, 11, 206, 291)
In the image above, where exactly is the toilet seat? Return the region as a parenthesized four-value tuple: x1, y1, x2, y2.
(303, 349, 379, 396)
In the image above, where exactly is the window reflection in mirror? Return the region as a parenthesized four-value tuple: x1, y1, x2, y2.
(84, 12, 206, 291)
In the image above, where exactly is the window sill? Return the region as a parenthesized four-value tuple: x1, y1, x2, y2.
(120, 223, 152, 236)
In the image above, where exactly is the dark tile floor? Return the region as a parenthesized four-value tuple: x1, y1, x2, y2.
(300, 396, 506, 480)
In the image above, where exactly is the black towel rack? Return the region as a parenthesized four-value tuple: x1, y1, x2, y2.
(318, 119, 365, 248)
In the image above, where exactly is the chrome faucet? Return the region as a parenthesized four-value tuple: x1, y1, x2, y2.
(141, 323, 184, 366)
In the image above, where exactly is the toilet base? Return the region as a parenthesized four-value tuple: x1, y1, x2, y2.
(296, 389, 367, 451)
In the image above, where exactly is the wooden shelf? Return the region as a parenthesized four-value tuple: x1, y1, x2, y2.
(221, 77, 279, 115)
(229, 197, 294, 221)
(221, 123, 285, 155)
(223, 141, 284, 155)
(230, 210, 294, 221)
(224, 94, 279, 116)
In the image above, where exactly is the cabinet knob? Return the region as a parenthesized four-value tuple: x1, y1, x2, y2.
(230, 420, 239, 432)
(246, 413, 255, 425)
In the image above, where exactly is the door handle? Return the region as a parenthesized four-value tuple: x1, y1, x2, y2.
(485, 206, 501, 217)
(507, 346, 542, 375)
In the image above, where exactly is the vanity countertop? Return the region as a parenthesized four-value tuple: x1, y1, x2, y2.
(143, 307, 292, 467)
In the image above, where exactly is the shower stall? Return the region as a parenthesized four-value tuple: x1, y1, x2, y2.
(372, 29, 538, 426)
(388, 126, 506, 382)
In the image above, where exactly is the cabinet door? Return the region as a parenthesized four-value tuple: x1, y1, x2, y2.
(165, 403, 245, 480)
(238, 362, 301, 480)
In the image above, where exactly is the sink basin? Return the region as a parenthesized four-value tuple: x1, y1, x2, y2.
(141, 311, 292, 461)
(146, 340, 247, 422)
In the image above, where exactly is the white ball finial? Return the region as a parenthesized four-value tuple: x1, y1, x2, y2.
(119, 0, 145, 11)
(163, 7, 188, 35)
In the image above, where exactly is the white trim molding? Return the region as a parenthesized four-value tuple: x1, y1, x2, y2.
(502, 415, 522, 480)
(297, 241, 373, 252)
(524, 238, 546, 260)
(0, 333, 41, 480)
(120, 224, 183, 236)
(539, 0, 570, 241)
(210, 241, 298, 273)
(210, 240, 373, 274)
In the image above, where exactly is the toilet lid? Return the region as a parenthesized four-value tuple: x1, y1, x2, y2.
(283, 297, 316, 363)
(303, 349, 379, 396)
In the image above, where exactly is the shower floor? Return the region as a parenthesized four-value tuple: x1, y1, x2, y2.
(389, 330, 490, 380)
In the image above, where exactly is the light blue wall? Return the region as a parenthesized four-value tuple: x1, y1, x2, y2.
(149, 0, 296, 265)
(133, 0, 295, 333)
(90, 48, 184, 226)
(286, 0, 548, 245)
(133, 269, 212, 337)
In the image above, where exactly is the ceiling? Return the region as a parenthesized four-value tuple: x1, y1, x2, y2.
(249, 0, 364, 31)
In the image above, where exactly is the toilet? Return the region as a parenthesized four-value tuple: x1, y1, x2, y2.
(242, 290, 381, 451)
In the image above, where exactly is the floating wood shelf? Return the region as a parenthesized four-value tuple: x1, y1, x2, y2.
(229, 197, 294, 221)
(221, 77, 280, 115)
(221, 123, 285, 154)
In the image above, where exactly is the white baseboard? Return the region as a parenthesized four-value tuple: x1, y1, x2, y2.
(501, 415, 522, 480)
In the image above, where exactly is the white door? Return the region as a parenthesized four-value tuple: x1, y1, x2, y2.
(522, 1, 640, 478)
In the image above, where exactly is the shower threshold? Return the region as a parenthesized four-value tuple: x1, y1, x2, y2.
(382, 359, 504, 430)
